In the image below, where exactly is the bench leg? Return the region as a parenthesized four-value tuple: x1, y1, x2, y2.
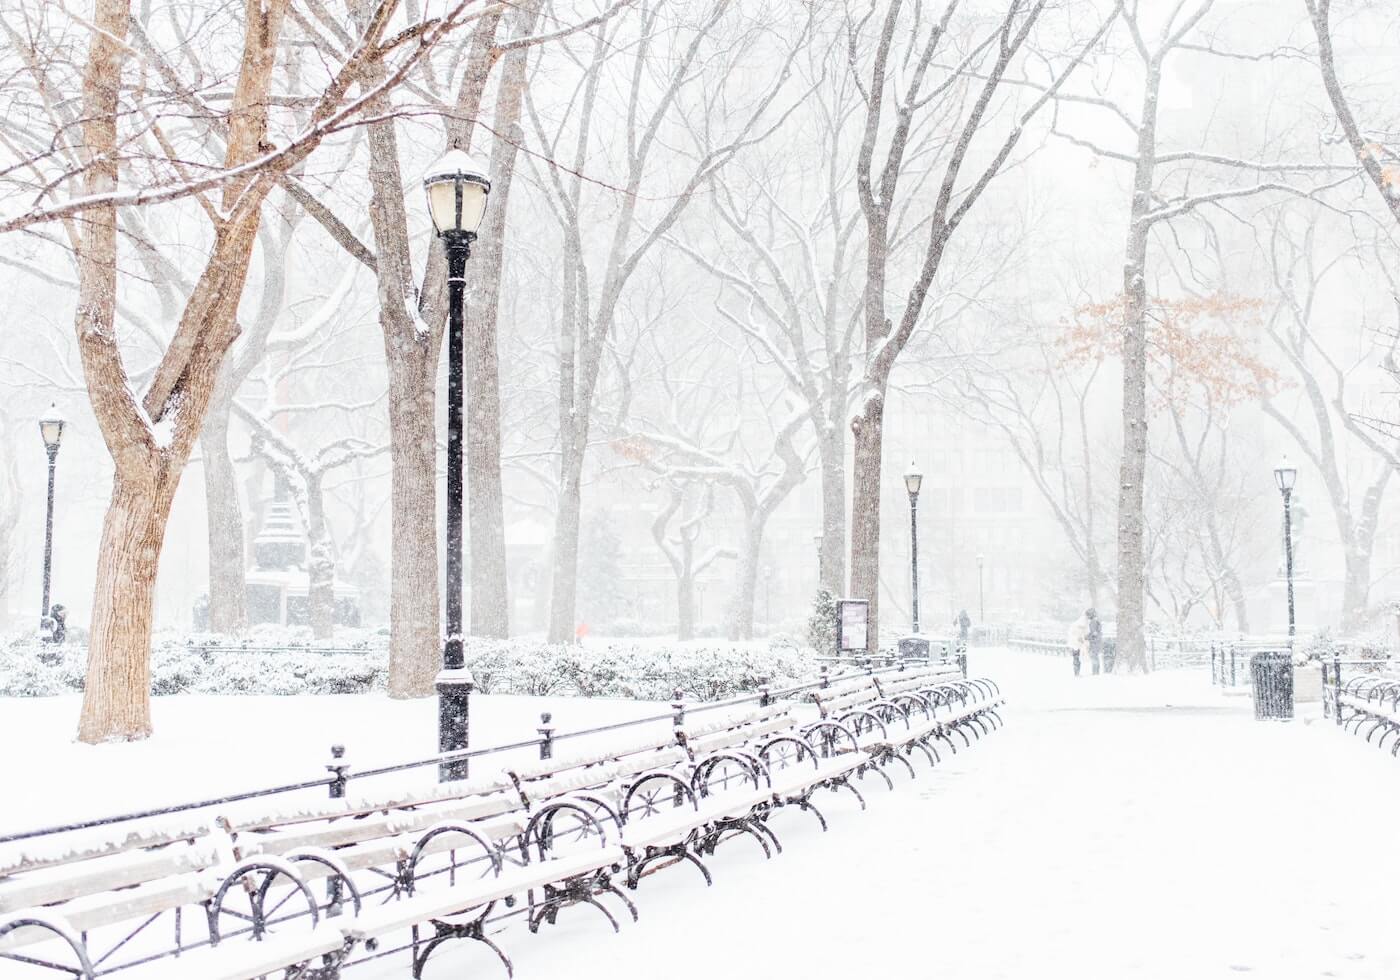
(885, 749, 918, 781)
(908, 740, 938, 768)
(827, 775, 866, 810)
(627, 842, 713, 889)
(528, 872, 630, 936)
(858, 761, 895, 793)
(786, 792, 828, 832)
(411, 916, 512, 979)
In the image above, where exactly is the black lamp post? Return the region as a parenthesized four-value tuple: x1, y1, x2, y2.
(904, 460, 922, 634)
(425, 150, 491, 782)
(1274, 456, 1298, 643)
(38, 404, 65, 623)
(976, 552, 985, 623)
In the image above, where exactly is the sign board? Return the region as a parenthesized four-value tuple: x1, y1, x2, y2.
(836, 599, 869, 652)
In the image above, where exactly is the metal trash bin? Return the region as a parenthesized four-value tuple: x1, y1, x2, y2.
(898, 635, 930, 659)
(1249, 650, 1294, 720)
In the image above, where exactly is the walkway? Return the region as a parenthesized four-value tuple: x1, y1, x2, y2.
(407, 651, 1400, 979)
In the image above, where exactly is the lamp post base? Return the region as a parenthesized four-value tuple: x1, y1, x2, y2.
(437, 667, 474, 782)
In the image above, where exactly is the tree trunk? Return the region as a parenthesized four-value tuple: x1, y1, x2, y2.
(1114, 65, 1161, 674)
(78, 472, 175, 742)
(385, 351, 442, 695)
(726, 517, 762, 641)
(848, 390, 885, 653)
(201, 407, 248, 634)
(547, 448, 584, 643)
(677, 570, 695, 641)
(818, 426, 846, 594)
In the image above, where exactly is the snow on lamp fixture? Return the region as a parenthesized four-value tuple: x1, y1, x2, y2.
(1273, 457, 1297, 493)
(424, 150, 491, 238)
(904, 460, 923, 497)
(38, 403, 65, 451)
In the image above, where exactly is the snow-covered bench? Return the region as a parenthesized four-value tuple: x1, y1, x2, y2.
(808, 668, 1005, 782)
(1336, 684, 1400, 754)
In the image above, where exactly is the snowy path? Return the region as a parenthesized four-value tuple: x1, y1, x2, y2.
(396, 652, 1400, 980)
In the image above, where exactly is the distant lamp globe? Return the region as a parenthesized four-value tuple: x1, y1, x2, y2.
(423, 150, 491, 239)
(903, 459, 923, 497)
(39, 403, 65, 453)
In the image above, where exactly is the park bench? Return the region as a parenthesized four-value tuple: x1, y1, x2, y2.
(1335, 676, 1400, 754)
(808, 667, 1004, 783)
(1, 662, 1005, 980)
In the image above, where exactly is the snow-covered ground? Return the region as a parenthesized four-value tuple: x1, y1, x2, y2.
(0, 691, 671, 835)
(403, 651, 1397, 980)
(4, 650, 1398, 978)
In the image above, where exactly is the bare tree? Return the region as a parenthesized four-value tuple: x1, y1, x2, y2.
(1261, 210, 1394, 632)
(649, 483, 734, 641)
(525, 0, 814, 642)
(0, 0, 488, 740)
(843, 0, 1113, 652)
(1046, 1, 1349, 668)
(240, 408, 387, 639)
(1306, 0, 1400, 231)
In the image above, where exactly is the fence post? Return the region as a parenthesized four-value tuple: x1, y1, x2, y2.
(1321, 659, 1330, 719)
(538, 712, 555, 761)
(326, 744, 349, 799)
(819, 665, 830, 689)
(324, 744, 349, 914)
(759, 684, 772, 708)
(1230, 645, 1237, 687)
(671, 688, 686, 727)
(1210, 642, 1217, 686)
(1333, 651, 1343, 727)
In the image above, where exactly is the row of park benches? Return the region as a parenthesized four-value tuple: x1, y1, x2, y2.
(1331, 673, 1400, 755)
(0, 663, 1003, 980)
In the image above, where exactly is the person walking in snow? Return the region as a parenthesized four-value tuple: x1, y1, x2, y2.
(1067, 612, 1088, 677)
(956, 608, 971, 645)
(1085, 608, 1103, 675)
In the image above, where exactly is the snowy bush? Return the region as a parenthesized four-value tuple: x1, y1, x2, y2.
(806, 589, 838, 657)
(1, 634, 819, 701)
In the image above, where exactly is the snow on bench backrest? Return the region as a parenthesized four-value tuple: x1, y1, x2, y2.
(233, 788, 523, 858)
(223, 773, 517, 835)
(0, 819, 213, 880)
(683, 709, 795, 756)
(508, 745, 689, 804)
(0, 839, 222, 914)
(811, 677, 882, 716)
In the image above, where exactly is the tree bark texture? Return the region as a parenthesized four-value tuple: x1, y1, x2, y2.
(848, 391, 885, 650)
(1113, 62, 1161, 674)
(201, 410, 248, 634)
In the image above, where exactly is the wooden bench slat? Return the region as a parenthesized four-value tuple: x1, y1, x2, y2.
(0, 841, 222, 915)
(125, 923, 345, 980)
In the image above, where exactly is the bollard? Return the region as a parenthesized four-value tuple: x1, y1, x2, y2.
(538, 712, 554, 761)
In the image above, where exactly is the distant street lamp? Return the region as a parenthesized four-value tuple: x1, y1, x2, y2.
(1274, 456, 1298, 643)
(38, 404, 65, 624)
(904, 460, 923, 634)
(977, 552, 985, 623)
(425, 149, 491, 782)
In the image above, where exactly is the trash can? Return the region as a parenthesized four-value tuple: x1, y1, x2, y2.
(1249, 651, 1294, 720)
(898, 635, 931, 659)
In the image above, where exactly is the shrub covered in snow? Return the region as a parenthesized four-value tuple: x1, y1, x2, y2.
(0, 634, 817, 701)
